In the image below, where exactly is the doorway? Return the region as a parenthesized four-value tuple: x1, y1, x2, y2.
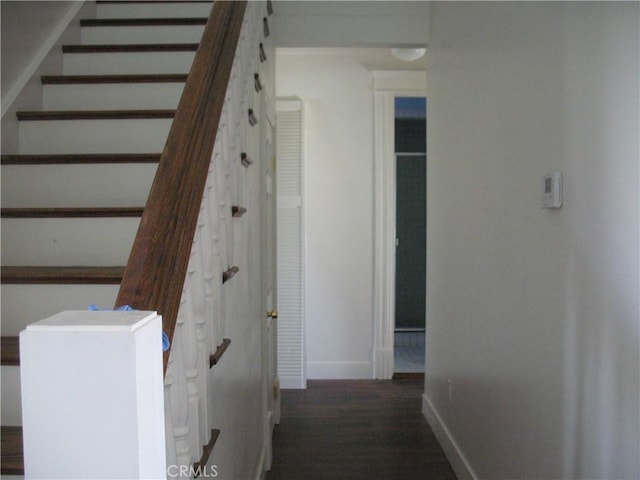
(372, 71, 426, 379)
(393, 97, 426, 375)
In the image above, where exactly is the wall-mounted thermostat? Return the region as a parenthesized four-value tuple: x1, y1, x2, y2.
(542, 172, 562, 209)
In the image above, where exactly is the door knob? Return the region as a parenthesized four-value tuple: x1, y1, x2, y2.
(267, 310, 278, 319)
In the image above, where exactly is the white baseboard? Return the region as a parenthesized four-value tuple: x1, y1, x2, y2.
(422, 393, 477, 480)
(306, 361, 373, 379)
(253, 448, 266, 480)
(374, 347, 394, 379)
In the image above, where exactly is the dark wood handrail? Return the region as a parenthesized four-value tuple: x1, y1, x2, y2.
(115, 0, 247, 373)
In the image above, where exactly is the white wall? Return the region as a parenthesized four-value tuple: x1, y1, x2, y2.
(1, 1, 79, 102)
(273, 1, 429, 48)
(276, 50, 376, 379)
(1, 0, 92, 152)
(424, 3, 639, 479)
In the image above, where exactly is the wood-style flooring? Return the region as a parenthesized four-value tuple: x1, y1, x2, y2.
(266, 380, 457, 480)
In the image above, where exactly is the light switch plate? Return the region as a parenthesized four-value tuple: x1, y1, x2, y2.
(542, 172, 562, 209)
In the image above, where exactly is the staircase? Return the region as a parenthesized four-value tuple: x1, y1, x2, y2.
(1, 1, 213, 475)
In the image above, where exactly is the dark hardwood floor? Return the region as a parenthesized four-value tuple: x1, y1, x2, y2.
(267, 380, 457, 480)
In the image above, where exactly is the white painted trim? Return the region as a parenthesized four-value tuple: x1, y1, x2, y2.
(300, 99, 308, 390)
(372, 71, 426, 379)
(1, 1, 85, 117)
(306, 361, 373, 379)
(422, 393, 478, 480)
(374, 346, 394, 380)
(279, 375, 306, 389)
(372, 89, 396, 379)
(253, 448, 267, 480)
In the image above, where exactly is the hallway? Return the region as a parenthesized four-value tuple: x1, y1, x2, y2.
(266, 380, 457, 480)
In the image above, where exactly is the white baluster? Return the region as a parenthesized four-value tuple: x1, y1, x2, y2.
(201, 178, 217, 351)
(190, 223, 209, 444)
(181, 266, 201, 464)
(164, 357, 178, 472)
(207, 154, 225, 343)
(217, 125, 233, 271)
(170, 292, 192, 470)
(213, 248, 225, 341)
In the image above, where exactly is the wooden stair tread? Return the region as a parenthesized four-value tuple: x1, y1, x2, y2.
(1, 153, 161, 165)
(63, 43, 198, 53)
(1, 207, 144, 218)
(1, 266, 124, 284)
(42, 74, 187, 84)
(193, 429, 220, 472)
(222, 266, 239, 284)
(209, 338, 231, 368)
(231, 206, 247, 218)
(1, 337, 20, 367)
(81, 17, 207, 26)
(17, 109, 175, 121)
(0, 426, 24, 476)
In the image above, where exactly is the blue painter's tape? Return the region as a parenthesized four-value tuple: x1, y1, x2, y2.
(88, 304, 169, 351)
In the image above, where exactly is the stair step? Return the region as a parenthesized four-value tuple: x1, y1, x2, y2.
(43, 81, 185, 110)
(63, 43, 198, 53)
(80, 20, 205, 45)
(81, 17, 207, 26)
(1, 207, 143, 218)
(1, 153, 161, 164)
(1, 365, 21, 426)
(1, 284, 120, 336)
(1, 217, 139, 265)
(17, 110, 175, 121)
(41, 74, 187, 84)
(0, 350, 19, 442)
(19, 117, 172, 154)
(96, 2, 212, 20)
(1, 266, 124, 284)
(62, 46, 196, 75)
(1, 163, 156, 208)
(0, 426, 23, 476)
(1, 337, 20, 367)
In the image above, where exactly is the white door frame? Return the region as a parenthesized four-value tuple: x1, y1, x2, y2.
(372, 70, 426, 379)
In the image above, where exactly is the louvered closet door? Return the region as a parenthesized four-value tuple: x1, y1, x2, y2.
(276, 98, 305, 389)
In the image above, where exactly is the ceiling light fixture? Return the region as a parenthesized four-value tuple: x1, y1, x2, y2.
(390, 47, 426, 62)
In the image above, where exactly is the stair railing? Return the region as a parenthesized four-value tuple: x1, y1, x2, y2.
(113, 0, 267, 474)
(115, 0, 244, 372)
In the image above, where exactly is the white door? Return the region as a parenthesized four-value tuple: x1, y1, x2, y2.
(275, 98, 305, 389)
(261, 98, 279, 471)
